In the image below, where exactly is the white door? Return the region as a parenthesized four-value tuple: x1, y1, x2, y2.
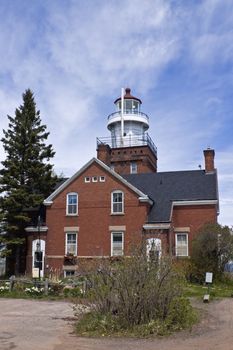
(32, 239, 45, 278)
(146, 238, 162, 261)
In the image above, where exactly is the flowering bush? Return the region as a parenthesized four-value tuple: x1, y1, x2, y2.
(25, 286, 45, 296)
(0, 284, 9, 293)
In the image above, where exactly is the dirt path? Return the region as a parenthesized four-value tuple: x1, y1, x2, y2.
(56, 299, 233, 350)
(0, 298, 74, 350)
(1, 298, 233, 350)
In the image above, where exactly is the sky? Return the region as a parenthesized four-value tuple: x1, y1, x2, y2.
(0, 0, 232, 226)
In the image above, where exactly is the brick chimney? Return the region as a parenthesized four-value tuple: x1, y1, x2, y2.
(203, 148, 215, 172)
(97, 144, 111, 166)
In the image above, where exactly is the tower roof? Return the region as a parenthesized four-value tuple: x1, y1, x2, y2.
(114, 88, 142, 104)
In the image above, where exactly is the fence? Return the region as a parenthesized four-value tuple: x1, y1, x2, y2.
(0, 276, 87, 296)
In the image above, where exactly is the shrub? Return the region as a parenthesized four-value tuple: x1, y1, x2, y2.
(63, 286, 84, 298)
(77, 248, 196, 336)
(191, 223, 233, 282)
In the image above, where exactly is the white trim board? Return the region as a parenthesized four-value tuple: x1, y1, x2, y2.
(44, 158, 152, 206)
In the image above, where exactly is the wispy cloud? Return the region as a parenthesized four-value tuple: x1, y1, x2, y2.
(0, 0, 232, 224)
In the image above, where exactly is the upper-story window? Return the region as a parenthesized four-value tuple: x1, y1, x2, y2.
(111, 190, 124, 214)
(130, 161, 138, 174)
(66, 193, 78, 215)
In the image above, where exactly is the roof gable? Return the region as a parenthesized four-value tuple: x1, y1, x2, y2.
(44, 158, 152, 205)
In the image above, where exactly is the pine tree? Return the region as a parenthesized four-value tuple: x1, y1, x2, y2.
(0, 89, 57, 275)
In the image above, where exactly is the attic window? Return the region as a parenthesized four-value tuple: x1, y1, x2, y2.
(99, 176, 105, 182)
(92, 176, 98, 182)
(85, 176, 91, 183)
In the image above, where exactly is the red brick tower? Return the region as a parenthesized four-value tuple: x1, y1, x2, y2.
(97, 88, 157, 175)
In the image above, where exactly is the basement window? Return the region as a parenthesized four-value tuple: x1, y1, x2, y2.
(64, 270, 75, 277)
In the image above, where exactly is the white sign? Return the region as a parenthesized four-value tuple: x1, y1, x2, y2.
(205, 272, 213, 284)
(32, 267, 39, 278)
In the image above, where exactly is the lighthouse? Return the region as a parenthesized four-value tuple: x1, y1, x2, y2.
(97, 88, 157, 174)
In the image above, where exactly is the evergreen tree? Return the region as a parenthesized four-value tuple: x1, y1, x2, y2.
(0, 89, 56, 275)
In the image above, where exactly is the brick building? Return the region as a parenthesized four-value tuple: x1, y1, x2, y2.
(26, 89, 219, 277)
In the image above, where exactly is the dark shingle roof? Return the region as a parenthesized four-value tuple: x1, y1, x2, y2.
(123, 170, 218, 223)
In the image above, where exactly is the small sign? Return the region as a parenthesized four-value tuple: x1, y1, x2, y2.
(32, 267, 39, 278)
(205, 272, 213, 284)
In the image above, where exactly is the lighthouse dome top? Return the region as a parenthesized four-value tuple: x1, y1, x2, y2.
(114, 88, 142, 104)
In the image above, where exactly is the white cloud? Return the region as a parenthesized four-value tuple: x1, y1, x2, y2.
(0, 0, 232, 225)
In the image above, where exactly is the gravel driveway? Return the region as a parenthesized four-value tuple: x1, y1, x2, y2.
(1, 298, 233, 350)
(0, 298, 73, 350)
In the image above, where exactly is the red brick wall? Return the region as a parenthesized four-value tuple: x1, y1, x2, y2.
(171, 205, 217, 255)
(97, 145, 157, 174)
(45, 162, 149, 271)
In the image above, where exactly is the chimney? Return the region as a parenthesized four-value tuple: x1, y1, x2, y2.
(97, 143, 111, 166)
(203, 148, 215, 172)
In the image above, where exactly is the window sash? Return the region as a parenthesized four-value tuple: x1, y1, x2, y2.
(111, 232, 124, 256)
(111, 192, 124, 213)
(176, 234, 188, 256)
(66, 233, 77, 255)
(130, 162, 137, 174)
(67, 193, 78, 215)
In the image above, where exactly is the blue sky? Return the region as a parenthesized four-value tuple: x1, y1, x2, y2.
(0, 0, 232, 225)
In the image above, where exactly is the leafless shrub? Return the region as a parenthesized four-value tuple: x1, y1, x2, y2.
(85, 247, 184, 327)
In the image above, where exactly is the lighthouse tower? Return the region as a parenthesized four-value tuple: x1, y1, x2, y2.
(97, 88, 157, 174)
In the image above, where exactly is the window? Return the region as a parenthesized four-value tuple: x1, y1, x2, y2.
(111, 232, 124, 256)
(66, 233, 77, 256)
(99, 176, 105, 182)
(146, 238, 161, 262)
(111, 191, 124, 214)
(66, 193, 78, 215)
(130, 161, 137, 174)
(85, 176, 90, 183)
(176, 233, 188, 257)
(92, 176, 98, 182)
(64, 270, 75, 277)
(110, 164, 115, 171)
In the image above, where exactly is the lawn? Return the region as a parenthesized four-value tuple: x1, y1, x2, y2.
(185, 280, 233, 299)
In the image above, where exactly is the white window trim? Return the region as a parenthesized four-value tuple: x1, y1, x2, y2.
(66, 192, 78, 216)
(175, 233, 189, 257)
(99, 176, 106, 182)
(85, 176, 91, 183)
(65, 232, 78, 256)
(64, 270, 75, 277)
(111, 232, 124, 256)
(92, 176, 98, 182)
(111, 190, 124, 214)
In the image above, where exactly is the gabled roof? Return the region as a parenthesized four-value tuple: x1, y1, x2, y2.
(123, 170, 218, 223)
(44, 158, 152, 205)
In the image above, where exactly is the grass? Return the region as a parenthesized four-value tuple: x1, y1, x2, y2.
(75, 311, 197, 338)
(184, 280, 233, 299)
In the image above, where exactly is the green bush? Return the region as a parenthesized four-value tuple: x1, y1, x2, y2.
(63, 286, 84, 298)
